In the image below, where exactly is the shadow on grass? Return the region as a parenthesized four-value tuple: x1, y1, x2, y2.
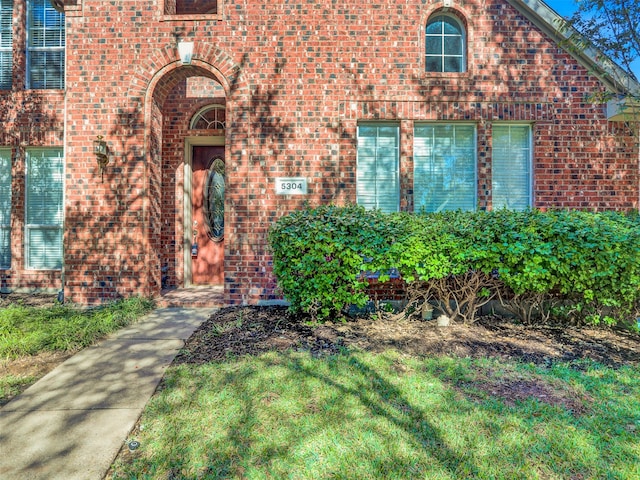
(113, 339, 639, 479)
(251, 351, 474, 477)
(132, 350, 484, 478)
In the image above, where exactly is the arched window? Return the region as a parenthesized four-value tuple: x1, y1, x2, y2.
(425, 14, 465, 73)
(190, 104, 226, 130)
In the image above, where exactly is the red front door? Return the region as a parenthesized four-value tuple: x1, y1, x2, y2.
(191, 146, 225, 285)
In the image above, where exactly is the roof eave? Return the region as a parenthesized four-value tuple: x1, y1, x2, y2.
(506, 0, 640, 101)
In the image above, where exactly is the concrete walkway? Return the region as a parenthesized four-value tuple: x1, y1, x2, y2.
(0, 307, 216, 480)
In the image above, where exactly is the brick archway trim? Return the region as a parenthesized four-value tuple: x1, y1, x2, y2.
(127, 44, 243, 298)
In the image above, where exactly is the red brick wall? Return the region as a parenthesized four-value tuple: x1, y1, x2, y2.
(1, 0, 638, 303)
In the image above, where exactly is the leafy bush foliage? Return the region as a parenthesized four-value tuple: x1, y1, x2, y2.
(269, 206, 640, 325)
(268, 205, 390, 318)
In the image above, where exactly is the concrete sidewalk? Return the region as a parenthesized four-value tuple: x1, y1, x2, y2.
(0, 307, 215, 480)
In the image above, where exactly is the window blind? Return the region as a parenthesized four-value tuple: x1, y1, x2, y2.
(414, 124, 476, 212)
(26, 149, 63, 269)
(0, 148, 10, 268)
(492, 125, 531, 211)
(0, 0, 13, 90)
(357, 124, 399, 213)
(28, 0, 64, 89)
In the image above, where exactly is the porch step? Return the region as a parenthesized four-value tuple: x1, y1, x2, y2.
(158, 286, 225, 308)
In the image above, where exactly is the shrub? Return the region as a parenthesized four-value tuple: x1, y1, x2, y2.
(268, 204, 394, 318)
(269, 206, 640, 326)
(483, 209, 640, 325)
(387, 211, 500, 323)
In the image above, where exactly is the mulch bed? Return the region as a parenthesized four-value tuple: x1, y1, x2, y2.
(171, 305, 638, 415)
(175, 305, 640, 369)
(3, 299, 637, 412)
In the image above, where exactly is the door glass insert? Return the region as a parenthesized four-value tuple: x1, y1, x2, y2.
(203, 157, 224, 241)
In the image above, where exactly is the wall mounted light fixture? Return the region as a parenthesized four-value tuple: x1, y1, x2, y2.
(93, 135, 109, 172)
(50, 0, 65, 13)
(178, 41, 194, 65)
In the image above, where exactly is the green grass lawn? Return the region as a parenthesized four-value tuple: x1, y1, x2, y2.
(0, 372, 40, 403)
(109, 349, 640, 479)
(0, 297, 155, 358)
(0, 297, 155, 403)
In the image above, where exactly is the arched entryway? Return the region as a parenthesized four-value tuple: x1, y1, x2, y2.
(147, 64, 229, 291)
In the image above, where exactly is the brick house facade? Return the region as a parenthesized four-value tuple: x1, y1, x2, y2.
(0, 0, 638, 305)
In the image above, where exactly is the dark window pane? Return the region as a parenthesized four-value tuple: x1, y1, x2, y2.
(444, 56, 462, 72)
(426, 57, 442, 72)
(204, 159, 225, 241)
(426, 20, 442, 35)
(173, 0, 218, 15)
(444, 36, 462, 55)
(426, 36, 442, 55)
(426, 15, 464, 73)
(443, 17, 462, 35)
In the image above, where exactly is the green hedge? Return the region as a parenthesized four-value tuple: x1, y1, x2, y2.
(268, 206, 640, 326)
(267, 205, 391, 318)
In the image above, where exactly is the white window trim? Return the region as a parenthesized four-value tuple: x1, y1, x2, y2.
(413, 122, 478, 212)
(25, 148, 64, 271)
(26, 0, 65, 90)
(356, 123, 400, 213)
(491, 123, 533, 211)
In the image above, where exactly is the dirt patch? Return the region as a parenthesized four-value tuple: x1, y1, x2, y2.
(0, 350, 73, 377)
(0, 351, 75, 406)
(175, 306, 640, 369)
(0, 292, 59, 308)
(456, 367, 592, 416)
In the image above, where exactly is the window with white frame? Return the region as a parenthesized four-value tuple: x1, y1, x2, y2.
(0, 148, 10, 269)
(27, 0, 64, 89)
(414, 124, 476, 212)
(425, 14, 465, 73)
(26, 149, 63, 269)
(492, 124, 532, 210)
(0, 0, 12, 90)
(357, 124, 400, 213)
